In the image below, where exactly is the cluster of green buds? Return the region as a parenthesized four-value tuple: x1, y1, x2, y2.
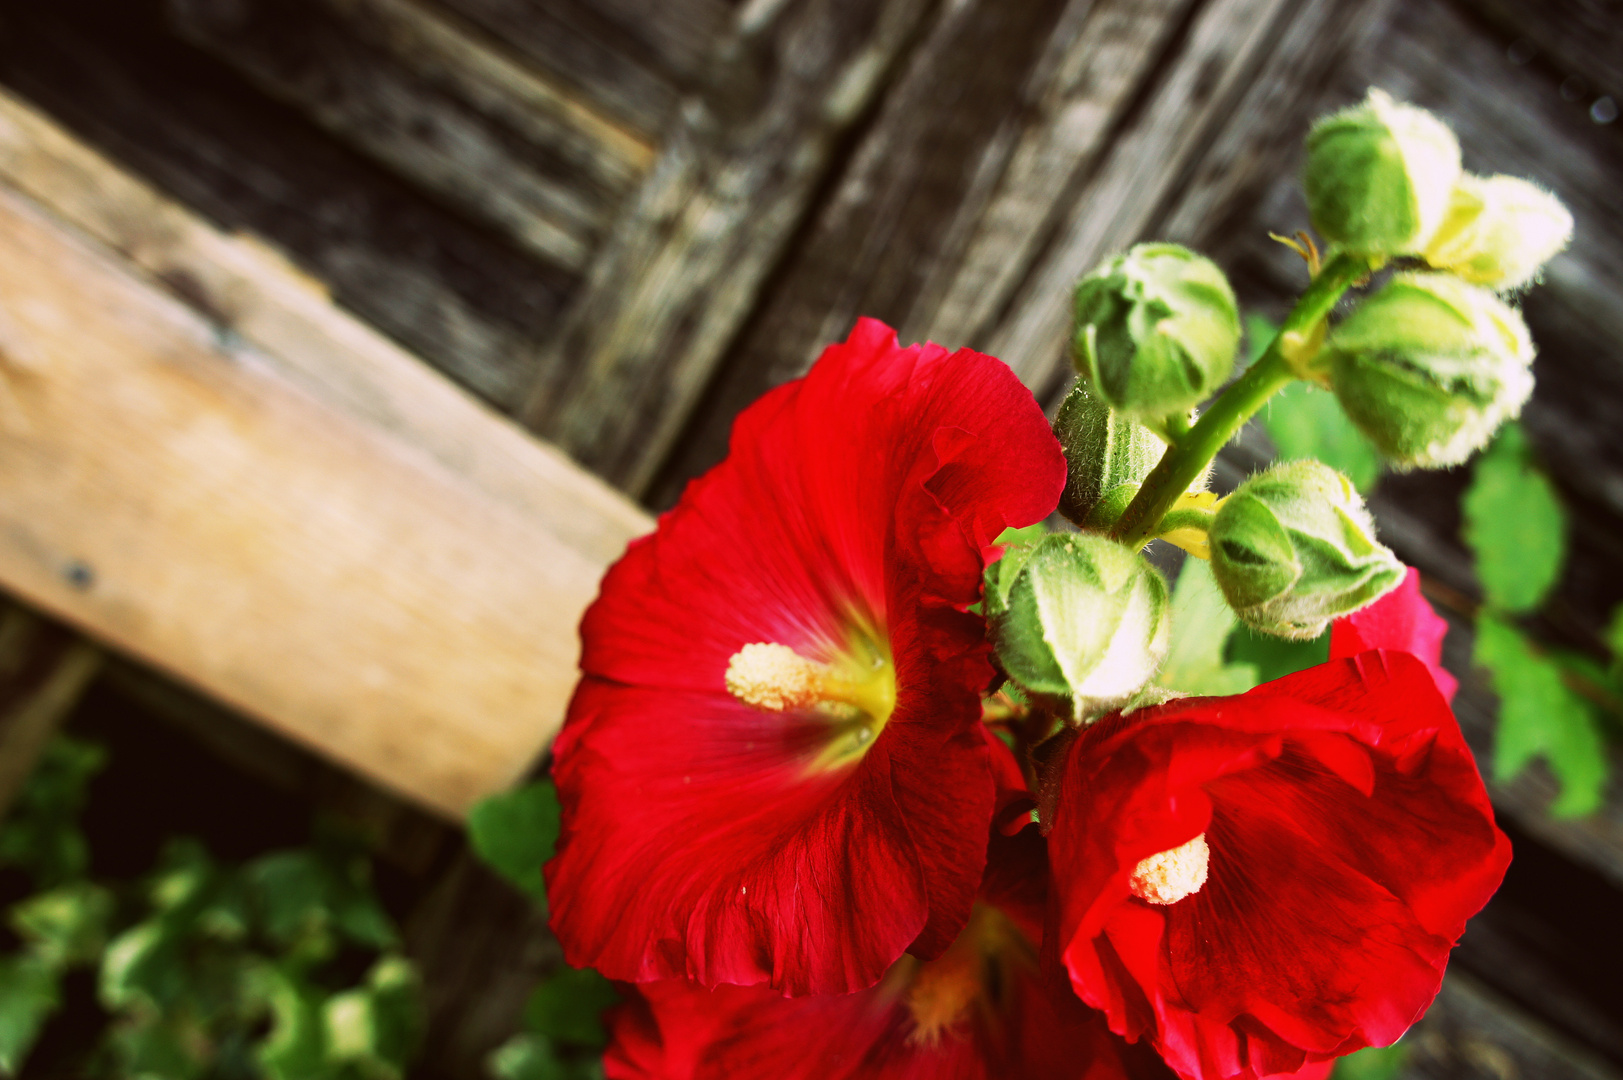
(985, 88, 1566, 721)
(1303, 88, 1568, 467)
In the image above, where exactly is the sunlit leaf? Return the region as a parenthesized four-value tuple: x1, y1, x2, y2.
(1225, 625, 1331, 684)
(1462, 424, 1566, 614)
(488, 1034, 603, 1080)
(1159, 559, 1259, 695)
(1334, 1042, 1409, 1080)
(525, 966, 620, 1049)
(1477, 615, 1608, 816)
(10, 881, 114, 968)
(468, 780, 561, 906)
(0, 954, 60, 1073)
(1261, 381, 1383, 492)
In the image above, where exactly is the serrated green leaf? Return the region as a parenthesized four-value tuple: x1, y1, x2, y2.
(0, 954, 61, 1073)
(1476, 615, 1608, 816)
(1462, 424, 1566, 614)
(1159, 559, 1259, 695)
(1334, 1042, 1409, 1080)
(1262, 381, 1383, 492)
(525, 967, 619, 1049)
(468, 781, 561, 906)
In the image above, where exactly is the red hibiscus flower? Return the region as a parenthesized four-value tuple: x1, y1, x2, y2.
(546, 319, 1066, 995)
(1049, 650, 1510, 1080)
(1330, 565, 1458, 702)
(602, 826, 1178, 1080)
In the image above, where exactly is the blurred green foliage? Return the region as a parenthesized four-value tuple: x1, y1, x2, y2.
(467, 779, 618, 1080)
(0, 737, 421, 1079)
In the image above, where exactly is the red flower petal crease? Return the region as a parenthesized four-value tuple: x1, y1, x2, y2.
(1050, 650, 1510, 1080)
(1330, 566, 1458, 702)
(604, 828, 1178, 1080)
(546, 318, 1066, 995)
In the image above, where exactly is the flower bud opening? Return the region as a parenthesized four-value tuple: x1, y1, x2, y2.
(1129, 834, 1210, 905)
(1423, 173, 1573, 291)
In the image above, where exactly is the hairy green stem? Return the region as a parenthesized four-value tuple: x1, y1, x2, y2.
(1109, 252, 1371, 549)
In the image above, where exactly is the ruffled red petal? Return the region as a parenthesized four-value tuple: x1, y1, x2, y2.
(1051, 652, 1509, 1080)
(1330, 567, 1457, 702)
(604, 830, 1175, 1080)
(548, 319, 1066, 995)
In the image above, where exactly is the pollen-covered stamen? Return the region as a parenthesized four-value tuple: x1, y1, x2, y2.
(1129, 833, 1210, 905)
(725, 643, 826, 712)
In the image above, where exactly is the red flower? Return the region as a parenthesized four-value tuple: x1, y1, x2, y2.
(1049, 650, 1510, 1080)
(1330, 566, 1457, 702)
(603, 827, 1177, 1080)
(546, 319, 1066, 995)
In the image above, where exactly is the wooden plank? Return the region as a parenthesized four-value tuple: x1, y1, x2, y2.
(0, 0, 574, 412)
(519, 0, 940, 496)
(1453, 0, 1623, 100)
(1404, 973, 1622, 1080)
(432, 0, 728, 137)
(167, 0, 655, 272)
(0, 88, 649, 568)
(0, 163, 647, 819)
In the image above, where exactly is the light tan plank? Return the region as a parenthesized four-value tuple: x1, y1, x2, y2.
(0, 89, 650, 568)
(0, 171, 640, 819)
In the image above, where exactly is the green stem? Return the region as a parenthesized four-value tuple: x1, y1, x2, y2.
(1109, 252, 1371, 549)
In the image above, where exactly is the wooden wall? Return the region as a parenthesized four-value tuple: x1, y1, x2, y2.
(0, 0, 1618, 1075)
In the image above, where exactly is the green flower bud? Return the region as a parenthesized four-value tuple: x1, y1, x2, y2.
(988, 532, 1170, 716)
(1423, 174, 1573, 290)
(1325, 272, 1534, 467)
(1053, 382, 1165, 529)
(1208, 460, 1405, 640)
(1304, 89, 1461, 257)
(1072, 243, 1240, 436)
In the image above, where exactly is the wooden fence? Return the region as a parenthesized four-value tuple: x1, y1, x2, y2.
(0, 0, 1617, 1075)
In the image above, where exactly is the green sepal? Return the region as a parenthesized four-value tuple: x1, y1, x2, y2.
(1209, 460, 1405, 640)
(990, 533, 1171, 717)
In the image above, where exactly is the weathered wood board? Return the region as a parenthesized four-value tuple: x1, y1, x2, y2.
(0, 96, 651, 818)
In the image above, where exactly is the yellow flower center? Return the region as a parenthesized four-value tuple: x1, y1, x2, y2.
(897, 903, 1032, 1048)
(1129, 833, 1210, 905)
(724, 633, 896, 771)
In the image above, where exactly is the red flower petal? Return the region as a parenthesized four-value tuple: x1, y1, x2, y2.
(548, 319, 1066, 995)
(604, 830, 1177, 1080)
(1051, 652, 1509, 1080)
(1330, 566, 1457, 702)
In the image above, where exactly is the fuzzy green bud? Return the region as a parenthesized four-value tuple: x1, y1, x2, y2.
(1053, 382, 1166, 529)
(1304, 89, 1461, 257)
(1423, 174, 1573, 290)
(1072, 243, 1240, 437)
(987, 532, 1170, 716)
(1325, 272, 1534, 467)
(1209, 460, 1405, 640)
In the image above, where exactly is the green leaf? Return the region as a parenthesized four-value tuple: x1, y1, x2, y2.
(1476, 615, 1609, 816)
(1159, 559, 1259, 695)
(1225, 626, 1331, 684)
(1243, 314, 1278, 369)
(0, 736, 105, 888)
(524, 967, 619, 1049)
(9, 881, 115, 968)
(1261, 381, 1383, 492)
(0, 954, 61, 1074)
(1462, 424, 1566, 614)
(321, 955, 419, 1074)
(1334, 1042, 1409, 1080)
(99, 920, 188, 1012)
(468, 781, 561, 906)
(488, 1034, 603, 1080)
(994, 523, 1047, 548)
(255, 967, 333, 1080)
(1607, 603, 1623, 675)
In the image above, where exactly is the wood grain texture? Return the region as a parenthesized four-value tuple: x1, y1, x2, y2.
(0, 176, 641, 819)
(650, 0, 1124, 504)
(0, 89, 650, 567)
(1454, 0, 1623, 98)
(167, 0, 654, 271)
(434, 0, 732, 136)
(0, 605, 103, 821)
(521, 0, 940, 496)
(0, 0, 574, 411)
